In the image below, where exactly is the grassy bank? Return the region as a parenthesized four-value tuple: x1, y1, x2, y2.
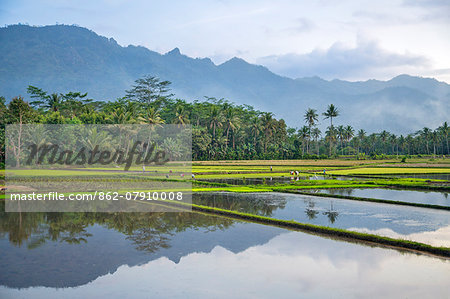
(328, 167, 450, 175)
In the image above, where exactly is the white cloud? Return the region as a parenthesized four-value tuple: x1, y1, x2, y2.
(256, 40, 430, 80)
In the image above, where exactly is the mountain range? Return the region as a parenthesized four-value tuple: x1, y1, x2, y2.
(1, 24, 449, 133)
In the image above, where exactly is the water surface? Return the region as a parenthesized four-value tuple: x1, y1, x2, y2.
(0, 211, 448, 298)
(194, 192, 450, 246)
(313, 188, 450, 207)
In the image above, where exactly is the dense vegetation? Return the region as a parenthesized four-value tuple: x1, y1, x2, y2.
(0, 76, 448, 163)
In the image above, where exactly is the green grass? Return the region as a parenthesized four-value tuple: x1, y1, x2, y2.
(329, 167, 450, 175)
(192, 186, 270, 192)
(5, 169, 135, 177)
(196, 172, 291, 179)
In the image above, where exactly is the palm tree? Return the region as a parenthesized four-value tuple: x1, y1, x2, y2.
(344, 125, 354, 155)
(174, 105, 190, 126)
(298, 126, 310, 155)
(406, 134, 414, 155)
(379, 130, 390, 153)
(224, 107, 238, 149)
(398, 135, 406, 154)
(419, 127, 431, 154)
(305, 200, 319, 219)
(438, 122, 449, 155)
(337, 125, 345, 155)
(304, 108, 318, 153)
(81, 127, 111, 153)
(325, 126, 337, 156)
(323, 104, 339, 127)
(137, 107, 164, 151)
(161, 137, 182, 160)
(431, 130, 440, 157)
(357, 129, 366, 154)
(311, 127, 321, 155)
(139, 107, 164, 126)
(261, 112, 276, 153)
(389, 134, 397, 156)
(250, 116, 261, 149)
(323, 200, 339, 224)
(111, 107, 135, 124)
(47, 93, 62, 112)
(208, 106, 223, 140)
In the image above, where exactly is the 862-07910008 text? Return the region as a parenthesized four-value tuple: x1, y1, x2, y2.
(9, 191, 184, 201)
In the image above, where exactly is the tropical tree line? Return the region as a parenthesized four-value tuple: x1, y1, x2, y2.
(0, 76, 448, 162)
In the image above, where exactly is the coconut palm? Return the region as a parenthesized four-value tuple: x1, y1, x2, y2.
(305, 200, 319, 219)
(337, 125, 345, 155)
(419, 127, 432, 154)
(81, 127, 111, 153)
(344, 125, 354, 155)
(389, 134, 397, 156)
(304, 108, 319, 127)
(406, 134, 414, 155)
(379, 130, 390, 153)
(323, 104, 339, 127)
(261, 112, 276, 153)
(430, 130, 440, 157)
(139, 107, 164, 126)
(398, 135, 406, 154)
(47, 93, 62, 112)
(311, 127, 321, 155)
(161, 137, 182, 160)
(325, 126, 337, 156)
(356, 129, 366, 154)
(208, 106, 223, 140)
(438, 122, 449, 155)
(174, 105, 189, 126)
(250, 116, 261, 149)
(323, 200, 339, 224)
(224, 107, 238, 149)
(304, 108, 318, 153)
(298, 126, 310, 155)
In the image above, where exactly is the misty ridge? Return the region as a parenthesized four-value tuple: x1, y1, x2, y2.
(1, 24, 449, 134)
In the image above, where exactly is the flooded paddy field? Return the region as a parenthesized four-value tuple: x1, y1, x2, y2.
(312, 188, 449, 207)
(0, 211, 449, 298)
(193, 192, 450, 246)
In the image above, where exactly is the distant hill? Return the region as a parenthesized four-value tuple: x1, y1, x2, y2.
(1, 24, 449, 133)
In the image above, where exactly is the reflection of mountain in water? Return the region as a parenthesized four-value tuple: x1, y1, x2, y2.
(0, 208, 284, 289)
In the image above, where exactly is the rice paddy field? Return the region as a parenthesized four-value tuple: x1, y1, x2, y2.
(1, 157, 450, 296)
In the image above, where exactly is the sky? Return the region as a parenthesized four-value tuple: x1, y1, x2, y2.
(2, 0, 450, 83)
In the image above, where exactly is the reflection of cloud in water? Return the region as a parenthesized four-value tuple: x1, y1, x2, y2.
(349, 225, 450, 247)
(1, 232, 449, 298)
(370, 213, 394, 221)
(392, 219, 424, 227)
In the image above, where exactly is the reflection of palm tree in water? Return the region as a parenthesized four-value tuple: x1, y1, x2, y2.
(323, 200, 339, 224)
(328, 188, 352, 197)
(305, 200, 319, 219)
(193, 193, 287, 217)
